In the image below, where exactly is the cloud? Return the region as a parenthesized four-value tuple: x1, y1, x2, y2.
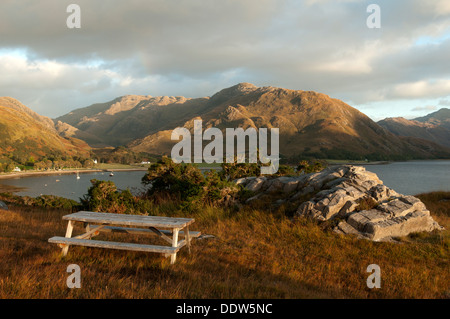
(411, 105, 437, 112)
(0, 0, 450, 119)
(389, 79, 450, 99)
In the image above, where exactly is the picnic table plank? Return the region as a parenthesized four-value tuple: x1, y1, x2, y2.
(63, 211, 195, 228)
(49, 236, 184, 254)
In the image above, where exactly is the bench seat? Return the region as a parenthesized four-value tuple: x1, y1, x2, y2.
(48, 236, 185, 254)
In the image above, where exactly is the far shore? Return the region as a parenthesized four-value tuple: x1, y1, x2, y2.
(0, 168, 148, 180)
(327, 160, 391, 165)
(3, 159, 448, 181)
(0, 161, 394, 180)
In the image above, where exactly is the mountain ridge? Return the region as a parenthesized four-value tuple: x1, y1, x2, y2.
(54, 83, 450, 161)
(378, 108, 450, 148)
(0, 97, 91, 164)
(414, 108, 450, 129)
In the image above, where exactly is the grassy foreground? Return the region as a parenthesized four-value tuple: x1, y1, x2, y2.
(0, 192, 448, 299)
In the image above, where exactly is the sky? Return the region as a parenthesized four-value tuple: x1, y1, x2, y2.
(0, 0, 450, 121)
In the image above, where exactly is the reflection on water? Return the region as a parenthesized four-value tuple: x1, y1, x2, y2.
(0, 160, 449, 201)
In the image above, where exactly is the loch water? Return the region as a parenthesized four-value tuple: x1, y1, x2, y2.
(0, 160, 449, 201)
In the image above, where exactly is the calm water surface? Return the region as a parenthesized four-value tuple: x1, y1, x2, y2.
(0, 171, 148, 201)
(361, 160, 450, 195)
(0, 160, 448, 201)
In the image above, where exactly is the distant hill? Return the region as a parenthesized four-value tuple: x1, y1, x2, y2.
(56, 95, 210, 147)
(414, 108, 450, 130)
(55, 84, 450, 161)
(378, 108, 450, 148)
(0, 97, 91, 163)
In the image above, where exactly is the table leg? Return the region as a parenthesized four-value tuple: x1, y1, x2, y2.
(62, 220, 74, 256)
(84, 222, 91, 239)
(171, 228, 179, 264)
(185, 226, 191, 254)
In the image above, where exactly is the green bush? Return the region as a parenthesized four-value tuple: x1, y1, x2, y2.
(34, 195, 80, 210)
(142, 157, 240, 209)
(297, 160, 327, 174)
(0, 192, 80, 210)
(81, 179, 149, 214)
(219, 162, 261, 180)
(274, 164, 297, 176)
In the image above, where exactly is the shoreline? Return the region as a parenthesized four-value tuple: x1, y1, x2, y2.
(327, 161, 391, 166)
(0, 168, 147, 180)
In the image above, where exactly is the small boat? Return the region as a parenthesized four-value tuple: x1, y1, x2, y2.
(109, 172, 114, 176)
(76, 171, 80, 179)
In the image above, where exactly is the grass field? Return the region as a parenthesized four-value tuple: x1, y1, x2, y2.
(0, 192, 448, 299)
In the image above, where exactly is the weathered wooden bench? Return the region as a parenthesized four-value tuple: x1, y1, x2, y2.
(48, 211, 200, 264)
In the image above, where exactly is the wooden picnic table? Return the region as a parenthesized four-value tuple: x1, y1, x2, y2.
(48, 211, 200, 264)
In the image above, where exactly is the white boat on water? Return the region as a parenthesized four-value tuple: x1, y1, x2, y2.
(109, 172, 114, 176)
(76, 171, 80, 179)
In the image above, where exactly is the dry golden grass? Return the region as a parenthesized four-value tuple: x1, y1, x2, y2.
(0, 193, 449, 299)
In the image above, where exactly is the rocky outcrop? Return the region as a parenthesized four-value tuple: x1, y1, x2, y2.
(235, 165, 443, 241)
